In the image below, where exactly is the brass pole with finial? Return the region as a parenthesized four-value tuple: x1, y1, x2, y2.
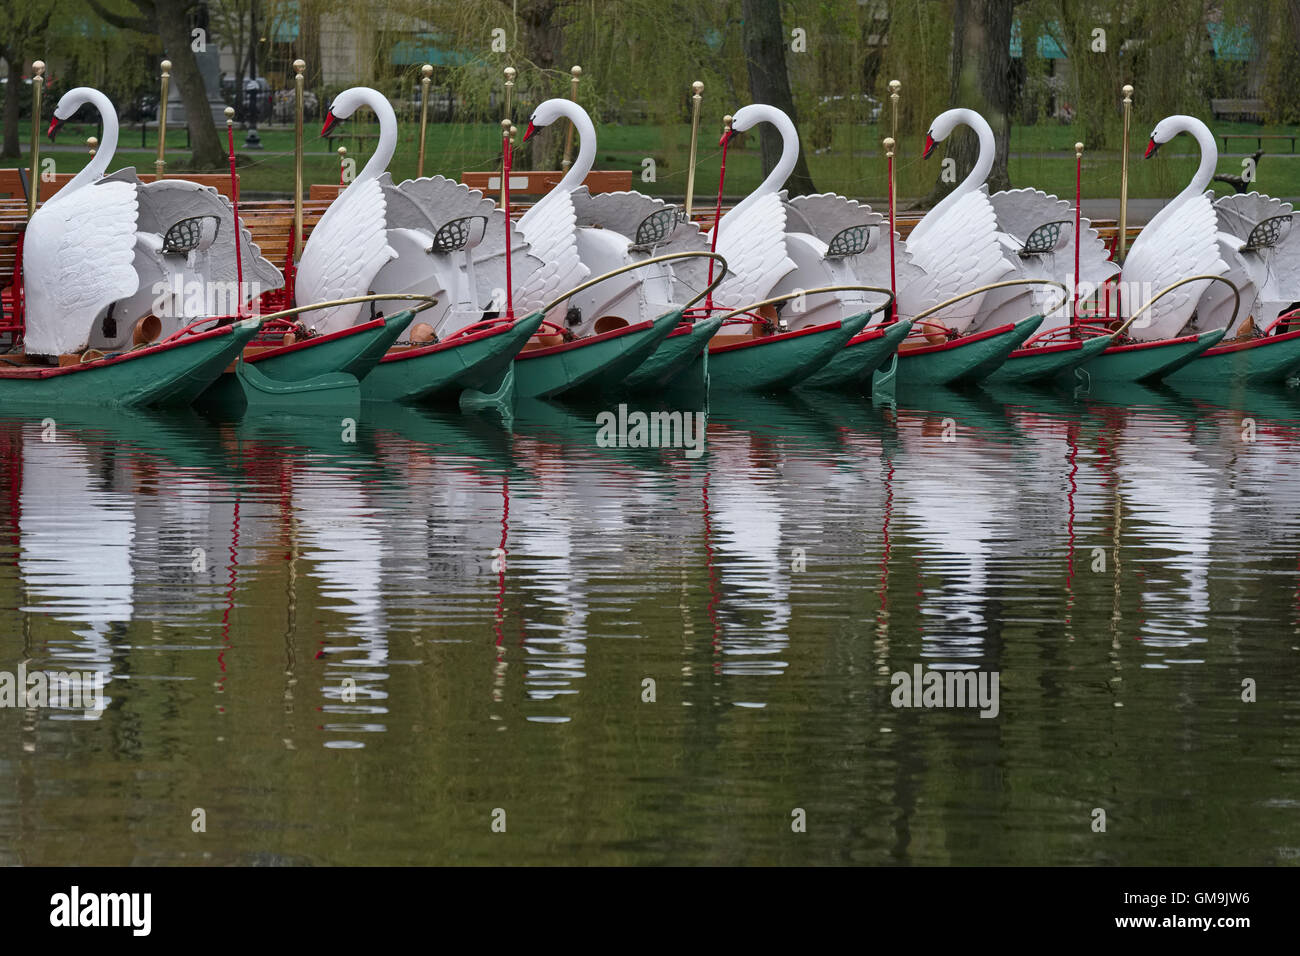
(561, 64, 581, 171)
(501, 66, 516, 206)
(684, 80, 704, 222)
(337, 145, 347, 186)
(416, 63, 433, 178)
(888, 79, 900, 219)
(156, 59, 172, 179)
(1074, 141, 1084, 322)
(1119, 83, 1134, 265)
(27, 60, 45, 219)
(884, 137, 897, 313)
(292, 59, 306, 262)
(87, 136, 98, 157)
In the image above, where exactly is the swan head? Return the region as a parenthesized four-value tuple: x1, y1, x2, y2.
(321, 87, 380, 136)
(921, 109, 965, 159)
(1144, 116, 1186, 159)
(48, 87, 100, 141)
(521, 97, 578, 143)
(719, 104, 768, 146)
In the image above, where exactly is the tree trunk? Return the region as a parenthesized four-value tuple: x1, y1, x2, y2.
(2, 56, 21, 160)
(511, 0, 567, 172)
(977, 0, 1014, 193)
(153, 0, 226, 169)
(741, 0, 815, 195)
(298, 0, 324, 92)
(922, 0, 1013, 206)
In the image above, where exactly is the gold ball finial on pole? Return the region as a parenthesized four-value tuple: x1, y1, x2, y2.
(505, 66, 516, 81)
(501, 118, 513, 137)
(888, 79, 900, 94)
(723, 113, 734, 128)
(87, 136, 98, 156)
(1122, 84, 1134, 101)
(32, 60, 45, 76)
(692, 80, 704, 96)
(160, 59, 172, 75)
(1075, 141, 1084, 157)
(571, 65, 583, 79)
(337, 145, 347, 156)
(883, 136, 896, 151)
(225, 106, 235, 125)
(293, 58, 306, 75)
(421, 63, 433, 79)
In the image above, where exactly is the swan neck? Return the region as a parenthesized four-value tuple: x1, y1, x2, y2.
(910, 109, 993, 242)
(552, 102, 596, 196)
(356, 90, 398, 183)
(59, 89, 118, 197)
(723, 107, 798, 225)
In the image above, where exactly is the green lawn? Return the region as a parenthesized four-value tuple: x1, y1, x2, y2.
(18, 117, 1300, 204)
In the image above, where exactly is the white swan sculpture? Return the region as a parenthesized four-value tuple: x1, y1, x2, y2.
(1121, 115, 1237, 341)
(23, 88, 140, 357)
(908, 108, 1014, 333)
(710, 106, 799, 311)
(925, 109, 1119, 332)
(301, 87, 543, 339)
(295, 88, 401, 333)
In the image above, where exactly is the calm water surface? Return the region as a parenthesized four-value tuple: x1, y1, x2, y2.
(1, 381, 1299, 865)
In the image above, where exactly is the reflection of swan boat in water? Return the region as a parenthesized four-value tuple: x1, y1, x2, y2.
(1103, 407, 1218, 650)
(291, 465, 390, 748)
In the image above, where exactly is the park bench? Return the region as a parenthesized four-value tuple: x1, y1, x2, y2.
(0, 167, 238, 201)
(1220, 132, 1297, 154)
(460, 169, 632, 198)
(325, 131, 381, 153)
(1210, 98, 1266, 121)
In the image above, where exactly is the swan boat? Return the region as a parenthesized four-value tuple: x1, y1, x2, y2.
(700, 105, 894, 393)
(1066, 115, 1240, 385)
(6, 88, 269, 405)
(284, 87, 548, 407)
(892, 109, 1045, 387)
(501, 98, 722, 401)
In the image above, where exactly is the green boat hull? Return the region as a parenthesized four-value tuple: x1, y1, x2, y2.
(623, 316, 724, 392)
(0, 318, 260, 407)
(363, 313, 544, 403)
(708, 311, 871, 393)
(1070, 328, 1226, 384)
(896, 315, 1042, 386)
(514, 310, 681, 400)
(799, 318, 913, 390)
(248, 310, 415, 381)
(1165, 328, 1300, 385)
(985, 332, 1114, 384)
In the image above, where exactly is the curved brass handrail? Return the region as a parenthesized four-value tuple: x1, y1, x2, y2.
(910, 279, 1068, 325)
(539, 251, 729, 316)
(1113, 274, 1239, 339)
(254, 293, 440, 325)
(714, 284, 897, 324)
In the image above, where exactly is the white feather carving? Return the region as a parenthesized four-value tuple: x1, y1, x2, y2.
(1213, 191, 1300, 330)
(24, 178, 140, 356)
(989, 187, 1119, 331)
(295, 174, 396, 333)
(903, 187, 1012, 332)
(1122, 193, 1227, 340)
(711, 190, 797, 308)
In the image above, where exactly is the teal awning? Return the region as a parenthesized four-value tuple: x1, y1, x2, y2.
(390, 34, 469, 67)
(1208, 22, 1255, 61)
(269, 0, 298, 42)
(1011, 20, 1066, 59)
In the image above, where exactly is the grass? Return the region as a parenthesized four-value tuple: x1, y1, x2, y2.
(16, 117, 1300, 204)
